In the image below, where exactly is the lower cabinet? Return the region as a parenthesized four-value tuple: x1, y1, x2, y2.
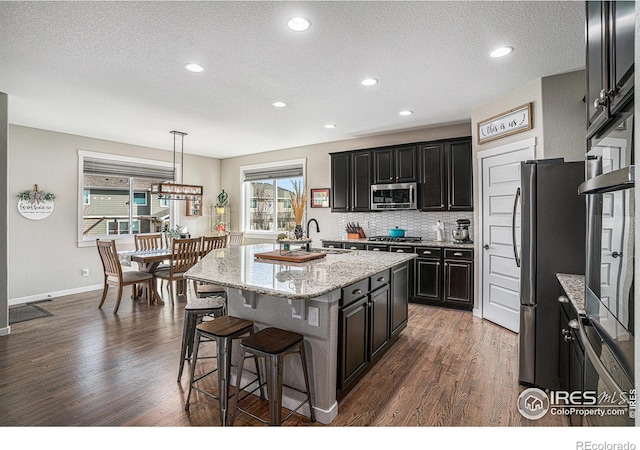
(338, 263, 407, 396)
(558, 292, 585, 426)
(411, 247, 473, 311)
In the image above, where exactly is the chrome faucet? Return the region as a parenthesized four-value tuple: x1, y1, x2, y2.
(306, 219, 320, 251)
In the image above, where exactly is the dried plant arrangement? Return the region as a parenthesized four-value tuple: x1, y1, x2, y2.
(290, 179, 307, 225)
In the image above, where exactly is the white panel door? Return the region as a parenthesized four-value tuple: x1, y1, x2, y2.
(479, 140, 534, 332)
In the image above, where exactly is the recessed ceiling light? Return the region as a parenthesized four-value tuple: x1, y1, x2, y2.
(361, 78, 378, 86)
(399, 110, 413, 116)
(287, 17, 311, 32)
(185, 63, 204, 73)
(324, 124, 336, 129)
(490, 46, 514, 58)
(272, 101, 287, 108)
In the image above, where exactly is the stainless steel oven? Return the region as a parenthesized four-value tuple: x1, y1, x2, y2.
(578, 108, 635, 426)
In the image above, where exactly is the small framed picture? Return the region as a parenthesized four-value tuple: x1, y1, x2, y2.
(310, 188, 330, 208)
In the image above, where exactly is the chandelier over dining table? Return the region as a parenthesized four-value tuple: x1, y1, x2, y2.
(151, 130, 203, 200)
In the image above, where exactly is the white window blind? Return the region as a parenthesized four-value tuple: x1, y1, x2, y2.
(83, 157, 175, 180)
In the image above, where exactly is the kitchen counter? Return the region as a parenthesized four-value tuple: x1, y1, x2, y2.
(184, 243, 415, 424)
(556, 273, 585, 315)
(185, 243, 416, 300)
(321, 238, 475, 249)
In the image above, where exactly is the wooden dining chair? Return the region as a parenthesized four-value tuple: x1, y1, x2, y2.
(134, 233, 164, 251)
(96, 239, 157, 314)
(194, 235, 228, 298)
(226, 231, 245, 247)
(201, 235, 227, 256)
(134, 233, 169, 292)
(154, 237, 201, 305)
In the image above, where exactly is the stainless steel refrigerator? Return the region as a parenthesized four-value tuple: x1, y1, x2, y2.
(517, 159, 586, 390)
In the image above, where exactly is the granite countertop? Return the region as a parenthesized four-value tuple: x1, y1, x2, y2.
(321, 238, 474, 249)
(556, 273, 585, 315)
(184, 243, 416, 300)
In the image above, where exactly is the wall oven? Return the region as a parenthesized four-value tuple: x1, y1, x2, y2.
(370, 182, 417, 210)
(578, 108, 635, 426)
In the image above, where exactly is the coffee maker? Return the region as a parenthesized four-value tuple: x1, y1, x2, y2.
(451, 219, 472, 243)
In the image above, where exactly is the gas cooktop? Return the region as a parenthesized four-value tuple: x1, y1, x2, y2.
(368, 236, 423, 243)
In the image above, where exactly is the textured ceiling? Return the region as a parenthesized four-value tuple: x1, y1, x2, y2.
(0, 1, 585, 158)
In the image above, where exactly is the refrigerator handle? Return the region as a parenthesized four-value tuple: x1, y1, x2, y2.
(512, 187, 521, 268)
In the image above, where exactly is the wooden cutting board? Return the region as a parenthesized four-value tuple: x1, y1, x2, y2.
(254, 250, 327, 263)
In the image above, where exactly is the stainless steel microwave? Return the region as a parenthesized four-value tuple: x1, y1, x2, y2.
(370, 183, 417, 210)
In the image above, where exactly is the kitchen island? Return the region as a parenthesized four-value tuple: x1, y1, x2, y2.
(184, 243, 415, 424)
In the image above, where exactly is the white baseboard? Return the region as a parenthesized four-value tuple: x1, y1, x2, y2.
(9, 284, 103, 307)
(0, 325, 10, 336)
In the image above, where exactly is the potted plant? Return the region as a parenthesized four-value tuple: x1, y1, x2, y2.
(216, 189, 229, 214)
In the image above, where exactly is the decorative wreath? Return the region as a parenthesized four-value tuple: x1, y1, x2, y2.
(17, 186, 56, 204)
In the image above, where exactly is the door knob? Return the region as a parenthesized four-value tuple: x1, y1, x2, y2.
(483, 244, 489, 250)
(612, 251, 623, 258)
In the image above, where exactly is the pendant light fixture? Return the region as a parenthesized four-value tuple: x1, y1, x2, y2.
(151, 130, 203, 200)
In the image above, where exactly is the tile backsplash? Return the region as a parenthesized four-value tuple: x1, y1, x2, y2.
(338, 210, 474, 241)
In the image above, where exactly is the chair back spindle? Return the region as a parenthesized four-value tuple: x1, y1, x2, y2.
(201, 235, 227, 257)
(135, 233, 164, 251)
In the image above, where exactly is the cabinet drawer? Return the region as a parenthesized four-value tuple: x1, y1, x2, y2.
(341, 278, 370, 306)
(366, 244, 388, 252)
(444, 248, 473, 260)
(415, 247, 442, 258)
(323, 242, 344, 249)
(389, 245, 414, 254)
(345, 243, 367, 250)
(370, 269, 390, 292)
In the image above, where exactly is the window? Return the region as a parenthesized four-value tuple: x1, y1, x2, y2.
(133, 192, 148, 206)
(241, 159, 306, 234)
(78, 151, 175, 244)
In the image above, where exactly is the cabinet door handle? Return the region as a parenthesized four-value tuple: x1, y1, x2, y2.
(568, 319, 579, 330)
(453, 252, 463, 256)
(372, 248, 380, 251)
(483, 244, 489, 250)
(350, 247, 357, 250)
(377, 277, 385, 282)
(422, 250, 431, 255)
(612, 251, 623, 258)
(558, 295, 569, 304)
(396, 249, 404, 253)
(352, 289, 362, 295)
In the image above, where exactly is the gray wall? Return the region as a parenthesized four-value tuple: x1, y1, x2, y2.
(7, 125, 221, 303)
(220, 123, 473, 245)
(0, 93, 7, 335)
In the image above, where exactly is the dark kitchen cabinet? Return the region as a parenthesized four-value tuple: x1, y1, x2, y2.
(420, 138, 473, 212)
(330, 150, 372, 212)
(414, 247, 442, 302)
(411, 246, 473, 311)
(390, 262, 409, 336)
(586, 1, 635, 137)
(558, 293, 585, 426)
(338, 264, 407, 396)
(443, 259, 473, 309)
(373, 145, 418, 184)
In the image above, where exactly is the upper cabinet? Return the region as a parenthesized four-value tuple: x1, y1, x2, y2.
(331, 150, 372, 212)
(420, 137, 473, 212)
(373, 145, 418, 184)
(330, 137, 473, 213)
(586, 1, 635, 137)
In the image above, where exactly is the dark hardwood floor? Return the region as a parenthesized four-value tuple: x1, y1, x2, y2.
(1, 287, 568, 428)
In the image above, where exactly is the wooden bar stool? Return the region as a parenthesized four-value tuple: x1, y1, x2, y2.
(185, 316, 262, 426)
(177, 296, 227, 382)
(230, 327, 315, 426)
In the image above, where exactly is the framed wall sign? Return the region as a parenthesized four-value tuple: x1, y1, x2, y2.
(17, 185, 56, 220)
(310, 188, 330, 208)
(477, 102, 533, 144)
